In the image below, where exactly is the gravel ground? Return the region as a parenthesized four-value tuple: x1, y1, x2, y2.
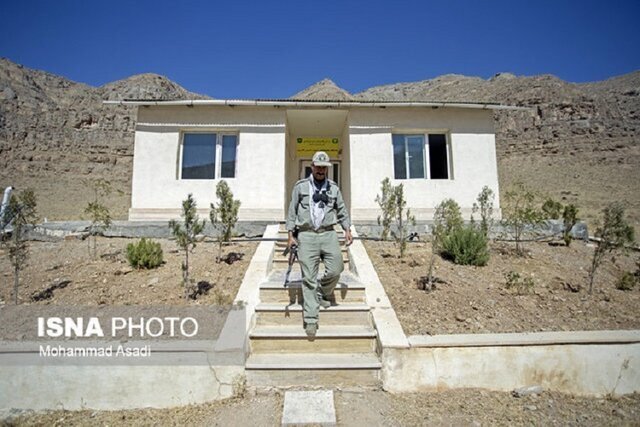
(7, 389, 640, 426)
(363, 239, 640, 336)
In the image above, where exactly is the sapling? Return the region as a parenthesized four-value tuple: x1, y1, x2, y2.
(374, 178, 415, 258)
(375, 178, 395, 241)
(472, 186, 495, 239)
(587, 203, 635, 294)
(501, 182, 544, 255)
(209, 180, 241, 263)
(562, 204, 579, 246)
(424, 198, 463, 290)
(4, 189, 38, 304)
(169, 194, 205, 299)
(84, 179, 112, 259)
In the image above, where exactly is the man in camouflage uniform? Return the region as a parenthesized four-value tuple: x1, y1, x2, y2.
(286, 151, 353, 337)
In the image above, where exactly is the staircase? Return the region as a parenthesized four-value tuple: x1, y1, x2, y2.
(245, 227, 382, 389)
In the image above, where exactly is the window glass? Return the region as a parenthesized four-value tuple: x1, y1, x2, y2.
(182, 133, 216, 179)
(407, 135, 425, 179)
(221, 135, 237, 178)
(428, 134, 448, 179)
(392, 135, 406, 179)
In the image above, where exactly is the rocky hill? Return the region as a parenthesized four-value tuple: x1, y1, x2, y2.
(0, 58, 638, 230)
(0, 58, 208, 219)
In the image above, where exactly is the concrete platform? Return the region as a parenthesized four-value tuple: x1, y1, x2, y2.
(282, 390, 336, 426)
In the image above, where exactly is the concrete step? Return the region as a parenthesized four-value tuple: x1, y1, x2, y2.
(255, 303, 371, 326)
(259, 281, 366, 303)
(267, 269, 361, 283)
(274, 241, 348, 251)
(250, 325, 377, 354)
(245, 353, 381, 388)
(272, 256, 350, 265)
(247, 369, 380, 389)
(246, 352, 381, 370)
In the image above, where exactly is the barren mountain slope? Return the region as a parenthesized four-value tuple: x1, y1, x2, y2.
(0, 58, 208, 219)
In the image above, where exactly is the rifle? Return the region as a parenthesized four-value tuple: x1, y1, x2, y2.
(282, 243, 298, 287)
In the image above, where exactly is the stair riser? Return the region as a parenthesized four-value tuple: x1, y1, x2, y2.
(259, 289, 366, 303)
(275, 244, 349, 254)
(273, 258, 350, 265)
(246, 369, 381, 388)
(250, 337, 376, 354)
(255, 311, 371, 327)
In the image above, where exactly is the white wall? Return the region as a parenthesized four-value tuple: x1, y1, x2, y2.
(130, 105, 500, 222)
(130, 106, 287, 221)
(348, 107, 500, 221)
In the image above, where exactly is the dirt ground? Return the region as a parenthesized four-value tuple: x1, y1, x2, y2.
(2, 235, 640, 426)
(7, 389, 640, 426)
(364, 238, 640, 336)
(0, 237, 257, 306)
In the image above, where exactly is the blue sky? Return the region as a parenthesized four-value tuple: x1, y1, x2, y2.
(1, 0, 639, 99)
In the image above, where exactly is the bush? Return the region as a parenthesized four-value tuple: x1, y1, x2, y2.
(541, 198, 563, 219)
(433, 199, 463, 246)
(504, 271, 534, 294)
(441, 225, 490, 266)
(126, 238, 163, 269)
(616, 272, 637, 291)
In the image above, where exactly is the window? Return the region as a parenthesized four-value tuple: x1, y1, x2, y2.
(221, 135, 237, 178)
(180, 133, 237, 179)
(428, 134, 449, 179)
(392, 133, 450, 180)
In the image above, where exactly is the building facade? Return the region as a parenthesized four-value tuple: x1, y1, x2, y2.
(113, 99, 516, 222)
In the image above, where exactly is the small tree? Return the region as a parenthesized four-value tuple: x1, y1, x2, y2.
(391, 183, 415, 259)
(472, 186, 495, 238)
(562, 204, 579, 246)
(587, 203, 635, 294)
(169, 194, 205, 299)
(424, 199, 463, 290)
(375, 178, 415, 258)
(375, 178, 395, 241)
(501, 182, 544, 255)
(210, 180, 241, 263)
(4, 189, 38, 304)
(541, 197, 580, 247)
(84, 179, 112, 259)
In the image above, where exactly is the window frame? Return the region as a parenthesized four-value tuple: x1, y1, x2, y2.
(392, 131, 452, 180)
(178, 131, 239, 180)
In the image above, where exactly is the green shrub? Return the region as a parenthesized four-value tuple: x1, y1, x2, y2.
(126, 238, 164, 269)
(541, 198, 563, 219)
(562, 204, 579, 246)
(441, 225, 490, 266)
(616, 272, 637, 291)
(504, 270, 534, 294)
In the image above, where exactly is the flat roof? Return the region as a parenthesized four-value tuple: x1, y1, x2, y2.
(103, 98, 530, 111)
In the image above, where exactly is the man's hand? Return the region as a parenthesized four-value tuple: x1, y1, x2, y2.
(288, 231, 298, 248)
(344, 229, 353, 246)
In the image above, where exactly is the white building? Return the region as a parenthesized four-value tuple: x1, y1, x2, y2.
(108, 99, 522, 223)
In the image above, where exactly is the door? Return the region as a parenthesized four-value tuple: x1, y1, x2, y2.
(300, 160, 340, 186)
